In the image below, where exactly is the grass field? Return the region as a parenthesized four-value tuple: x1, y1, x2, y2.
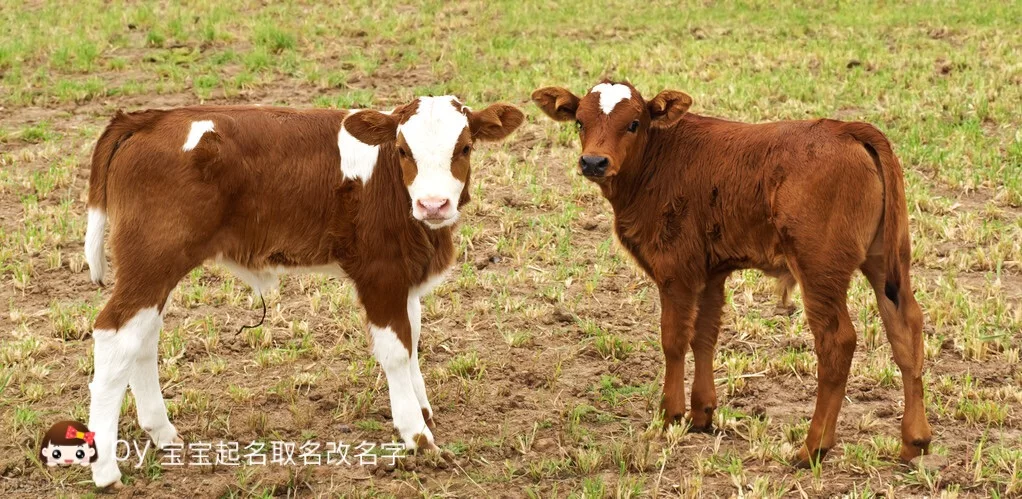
(1, 1, 1021, 497)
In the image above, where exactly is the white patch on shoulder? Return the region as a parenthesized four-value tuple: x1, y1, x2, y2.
(182, 120, 215, 151)
(338, 111, 382, 183)
(591, 83, 633, 115)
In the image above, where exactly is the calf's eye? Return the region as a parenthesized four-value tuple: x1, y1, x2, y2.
(627, 120, 640, 133)
(462, 145, 471, 155)
(398, 148, 407, 158)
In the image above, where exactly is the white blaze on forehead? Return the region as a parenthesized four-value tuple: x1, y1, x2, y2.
(399, 96, 469, 225)
(400, 96, 468, 170)
(338, 110, 382, 182)
(591, 83, 633, 114)
(182, 120, 214, 151)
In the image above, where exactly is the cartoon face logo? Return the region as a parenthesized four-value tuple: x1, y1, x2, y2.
(39, 421, 97, 467)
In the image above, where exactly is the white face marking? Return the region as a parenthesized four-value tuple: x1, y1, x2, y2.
(591, 83, 633, 115)
(85, 208, 107, 285)
(339, 111, 382, 182)
(182, 120, 215, 151)
(399, 96, 469, 228)
(370, 324, 433, 449)
(89, 307, 161, 487)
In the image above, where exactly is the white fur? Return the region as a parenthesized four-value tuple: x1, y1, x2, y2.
(399, 96, 468, 228)
(406, 271, 449, 419)
(216, 257, 346, 295)
(371, 324, 433, 449)
(591, 83, 633, 114)
(410, 271, 450, 299)
(182, 120, 215, 152)
(89, 307, 161, 487)
(339, 111, 381, 182)
(85, 208, 107, 284)
(406, 293, 431, 418)
(128, 311, 179, 450)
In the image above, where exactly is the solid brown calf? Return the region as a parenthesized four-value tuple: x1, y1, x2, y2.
(82, 98, 523, 486)
(533, 81, 931, 467)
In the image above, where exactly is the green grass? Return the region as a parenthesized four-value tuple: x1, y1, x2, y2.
(0, 0, 1020, 497)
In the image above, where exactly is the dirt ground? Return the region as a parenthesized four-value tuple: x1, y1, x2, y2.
(1, 23, 1021, 498)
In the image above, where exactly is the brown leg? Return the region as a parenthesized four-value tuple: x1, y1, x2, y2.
(861, 256, 932, 461)
(688, 272, 728, 431)
(658, 283, 700, 427)
(775, 271, 798, 314)
(789, 266, 857, 468)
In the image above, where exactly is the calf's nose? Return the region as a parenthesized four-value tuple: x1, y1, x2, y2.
(579, 155, 609, 177)
(416, 197, 450, 218)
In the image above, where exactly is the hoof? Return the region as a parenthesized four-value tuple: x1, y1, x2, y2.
(403, 447, 454, 470)
(422, 408, 436, 431)
(687, 421, 716, 434)
(146, 424, 183, 450)
(792, 445, 830, 469)
(91, 460, 123, 490)
(662, 412, 685, 430)
(686, 407, 716, 433)
(899, 437, 931, 462)
(95, 480, 124, 493)
(411, 433, 438, 453)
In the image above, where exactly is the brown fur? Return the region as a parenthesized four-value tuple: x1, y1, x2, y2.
(344, 102, 521, 198)
(533, 81, 931, 466)
(86, 103, 513, 355)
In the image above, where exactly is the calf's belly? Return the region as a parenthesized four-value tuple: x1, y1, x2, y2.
(214, 257, 346, 294)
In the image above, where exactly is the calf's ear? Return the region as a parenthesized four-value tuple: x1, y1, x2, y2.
(469, 103, 525, 142)
(531, 87, 580, 121)
(647, 90, 692, 127)
(344, 110, 397, 145)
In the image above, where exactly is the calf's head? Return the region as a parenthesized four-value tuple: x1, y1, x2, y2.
(344, 96, 524, 229)
(532, 82, 691, 180)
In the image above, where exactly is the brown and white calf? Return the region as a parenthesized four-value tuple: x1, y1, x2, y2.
(83, 97, 523, 486)
(533, 81, 931, 466)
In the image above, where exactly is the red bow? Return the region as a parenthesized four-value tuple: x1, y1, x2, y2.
(65, 426, 95, 445)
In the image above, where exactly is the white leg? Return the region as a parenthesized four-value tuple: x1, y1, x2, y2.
(406, 296, 433, 423)
(128, 312, 180, 448)
(89, 307, 159, 487)
(371, 324, 434, 449)
(85, 208, 107, 285)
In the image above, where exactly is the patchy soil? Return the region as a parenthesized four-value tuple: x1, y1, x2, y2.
(1, 76, 1020, 499)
